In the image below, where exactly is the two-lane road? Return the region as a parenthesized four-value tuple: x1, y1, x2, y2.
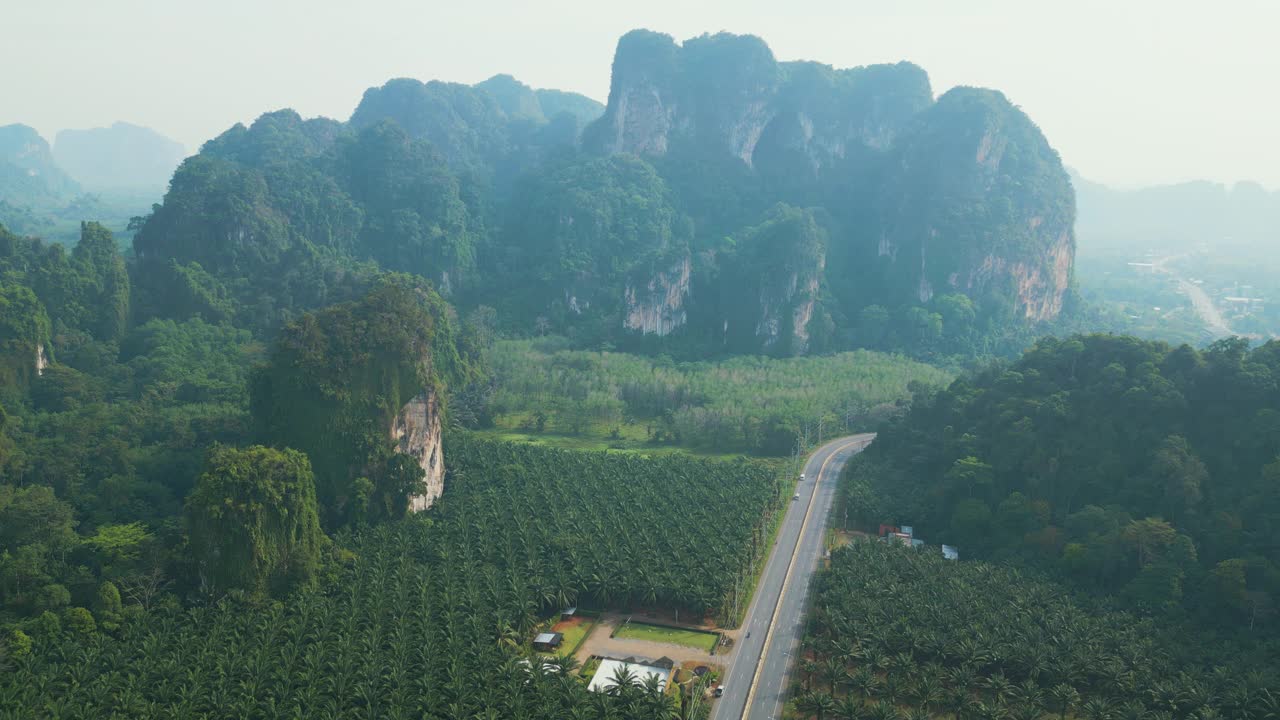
(714, 434, 875, 720)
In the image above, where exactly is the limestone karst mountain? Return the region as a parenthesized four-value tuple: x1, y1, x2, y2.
(130, 29, 1076, 357)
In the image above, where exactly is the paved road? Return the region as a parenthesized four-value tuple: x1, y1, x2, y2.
(1154, 254, 1234, 337)
(713, 434, 875, 720)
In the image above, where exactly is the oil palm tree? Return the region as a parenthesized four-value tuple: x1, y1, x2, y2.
(1080, 697, 1117, 720)
(1046, 684, 1079, 720)
(821, 657, 847, 693)
(984, 673, 1014, 706)
(834, 694, 863, 720)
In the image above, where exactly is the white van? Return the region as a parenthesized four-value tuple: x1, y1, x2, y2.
(793, 493, 800, 501)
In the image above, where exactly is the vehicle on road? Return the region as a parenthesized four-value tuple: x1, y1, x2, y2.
(799, 473, 805, 480)
(714, 686, 724, 697)
(712, 435, 875, 720)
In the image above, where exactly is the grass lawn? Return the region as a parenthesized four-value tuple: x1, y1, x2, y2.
(549, 615, 596, 656)
(616, 622, 720, 653)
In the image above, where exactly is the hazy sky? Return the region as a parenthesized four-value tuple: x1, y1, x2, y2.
(5, 0, 1278, 189)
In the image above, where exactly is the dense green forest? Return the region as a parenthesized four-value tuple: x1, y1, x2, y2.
(0, 218, 487, 629)
(826, 333, 1280, 713)
(1, 221, 253, 631)
(0, 200, 797, 718)
(1, 437, 780, 718)
(793, 542, 1279, 719)
(482, 337, 952, 454)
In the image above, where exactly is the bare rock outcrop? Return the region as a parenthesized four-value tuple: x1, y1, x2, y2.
(391, 389, 444, 512)
(624, 255, 691, 336)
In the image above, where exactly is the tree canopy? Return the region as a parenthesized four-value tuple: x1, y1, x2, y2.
(847, 333, 1280, 638)
(186, 445, 322, 598)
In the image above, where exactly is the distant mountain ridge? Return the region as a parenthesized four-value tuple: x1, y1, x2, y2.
(0, 121, 186, 199)
(1072, 169, 1280, 253)
(0, 124, 81, 206)
(0, 122, 182, 244)
(54, 121, 186, 192)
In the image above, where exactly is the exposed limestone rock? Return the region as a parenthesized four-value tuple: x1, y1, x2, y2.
(624, 255, 691, 336)
(601, 85, 676, 157)
(731, 100, 772, 167)
(865, 86, 1075, 324)
(790, 279, 820, 351)
(392, 390, 444, 512)
(975, 128, 1007, 170)
(590, 30, 681, 157)
(963, 228, 1074, 322)
(586, 31, 931, 175)
(918, 244, 933, 303)
(1014, 230, 1073, 321)
(35, 343, 48, 376)
(755, 257, 824, 355)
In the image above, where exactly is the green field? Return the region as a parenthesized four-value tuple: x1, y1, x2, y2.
(541, 611, 600, 657)
(615, 622, 720, 653)
(556, 622, 591, 655)
(468, 422, 748, 461)
(483, 338, 953, 456)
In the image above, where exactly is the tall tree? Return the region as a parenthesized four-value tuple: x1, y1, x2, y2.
(186, 445, 323, 598)
(72, 222, 129, 341)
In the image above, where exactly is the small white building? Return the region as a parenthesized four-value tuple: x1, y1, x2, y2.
(588, 658, 671, 693)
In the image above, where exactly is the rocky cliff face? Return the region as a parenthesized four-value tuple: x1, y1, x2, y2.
(960, 227, 1073, 321)
(583, 32, 1075, 346)
(391, 389, 444, 512)
(587, 30, 682, 157)
(754, 266, 823, 353)
(864, 87, 1076, 324)
(584, 31, 931, 174)
(705, 205, 830, 355)
(624, 255, 691, 336)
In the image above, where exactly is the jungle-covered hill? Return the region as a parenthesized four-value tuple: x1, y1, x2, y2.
(845, 333, 1280, 645)
(130, 29, 1080, 360)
